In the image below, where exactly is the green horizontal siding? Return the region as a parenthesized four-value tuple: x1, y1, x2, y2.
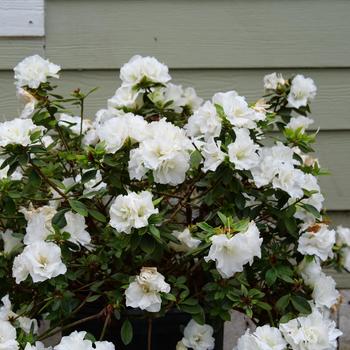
(45, 0, 350, 69)
(0, 38, 44, 69)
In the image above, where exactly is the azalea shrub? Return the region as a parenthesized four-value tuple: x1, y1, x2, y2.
(0, 54, 348, 350)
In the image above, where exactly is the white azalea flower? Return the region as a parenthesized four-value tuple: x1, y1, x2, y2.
(181, 319, 215, 350)
(20, 205, 56, 245)
(340, 247, 350, 271)
(298, 257, 323, 286)
(182, 87, 203, 112)
(128, 119, 194, 185)
(212, 91, 265, 129)
(0, 229, 22, 254)
(0, 320, 19, 350)
(149, 83, 185, 111)
(24, 341, 52, 350)
(54, 331, 93, 350)
(14, 55, 60, 89)
(120, 55, 171, 87)
(125, 267, 170, 312)
(204, 221, 262, 278)
(62, 212, 91, 247)
(312, 274, 339, 309)
(287, 75, 317, 109)
(0, 295, 38, 334)
(16, 88, 37, 119)
(170, 228, 201, 252)
(228, 128, 259, 170)
(237, 326, 287, 350)
(0, 158, 23, 181)
(336, 225, 350, 246)
(251, 142, 298, 188)
(286, 115, 314, 133)
(298, 224, 335, 261)
(201, 138, 225, 173)
(97, 113, 148, 153)
(336, 226, 350, 270)
(12, 241, 67, 283)
(108, 86, 144, 110)
(279, 307, 342, 350)
(0, 119, 43, 148)
(263, 73, 285, 90)
(109, 191, 158, 234)
(24, 342, 52, 350)
(185, 101, 221, 140)
(272, 165, 305, 199)
(293, 174, 324, 223)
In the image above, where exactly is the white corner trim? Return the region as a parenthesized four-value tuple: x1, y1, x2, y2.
(0, 0, 44, 37)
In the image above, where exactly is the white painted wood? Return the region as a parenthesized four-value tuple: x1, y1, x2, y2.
(0, 0, 44, 36)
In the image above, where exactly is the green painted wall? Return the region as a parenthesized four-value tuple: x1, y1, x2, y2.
(0, 0, 349, 283)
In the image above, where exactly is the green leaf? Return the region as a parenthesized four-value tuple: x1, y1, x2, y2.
(196, 222, 215, 234)
(121, 319, 133, 345)
(256, 301, 272, 311)
(52, 208, 70, 228)
(81, 170, 97, 184)
(217, 212, 228, 226)
(149, 225, 161, 242)
(265, 268, 277, 287)
(284, 217, 297, 236)
(69, 199, 88, 216)
(290, 295, 312, 314)
(232, 218, 250, 232)
(276, 294, 290, 312)
(300, 204, 321, 218)
(190, 150, 203, 169)
(88, 209, 106, 223)
(140, 236, 156, 255)
(86, 295, 101, 303)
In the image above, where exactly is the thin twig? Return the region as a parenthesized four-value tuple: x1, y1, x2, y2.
(147, 318, 153, 350)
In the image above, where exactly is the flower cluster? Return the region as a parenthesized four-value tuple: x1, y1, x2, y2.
(0, 55, 347, 349)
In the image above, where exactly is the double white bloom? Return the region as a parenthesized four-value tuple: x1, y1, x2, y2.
(236, 325, 286, 350)
(0, 295, 38, 335)
(298, 224, 335, 261)
(14, 54, 60, 88)
(125, 267, 170, 312)
(97, 112, 148, 153)
(0, 118, 43, 148)
(287, 75, 317, 109)
(336, 225, 350, 270)
(228, 128, 259, 171)
(120, 55, 171, 87)
(185, 101, 221, 140)
(109, 191, 158, 234)
(180, 319, 215, 350)
(170, 228, 201, 252)
(54, 331, 114, 350)
(299, 258, 339, 309)
(212, 91, 265, 129)
(0, 319, 18, 350)
(128, 119, 194, 185)
(279, 307, 342, 350)
(12, 241, 67, 283)
(205, 221, 262, 278)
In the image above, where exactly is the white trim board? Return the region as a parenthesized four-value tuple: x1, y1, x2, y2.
(0, 0, 44, 36)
